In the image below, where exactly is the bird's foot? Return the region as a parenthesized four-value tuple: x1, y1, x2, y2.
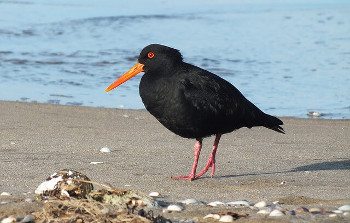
(171, 174, 196, 181)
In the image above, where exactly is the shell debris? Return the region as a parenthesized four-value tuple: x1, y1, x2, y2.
(269, 209, 285, 217)
(254, 201, 267, 208)
(219, 215, 234, 222)
(0, 192, 11, 196)
(339, 204, 350, 211)
(180, 198, 201, 205)
(149, 191, 160, 197)
(167, 204, 183, 212)
(207, 201, 226, 207)
(100, 147, 111, 153)
(203, 213, 221, 220)
(226, 200, 250, 207)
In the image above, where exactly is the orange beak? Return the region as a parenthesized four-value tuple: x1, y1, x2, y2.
(105, 62, 144, 92)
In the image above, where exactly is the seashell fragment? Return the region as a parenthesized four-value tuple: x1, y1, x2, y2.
(338, 204, 350, 211)
(181, 198, 201, 205)
(254, 201, 267, 208)
(207, 201, 226, 207)
(167, 204, 183, 212)
(226, 200, 250, 207)
(309, 207, 322, 214)
(90, 161, 104, 164)
(100, 147, 111, 153)
(219, 215, 234, 222)
(257, 209, 271, 215)
(329, 214, 337, 218)
(332, 210, 343, 214)
(149, 192, 160, 197)
(269, 209, 284, 217)
(0, 192, 11, 196)
(203, 214, 221, 220)
(1, 216, 16, 223)
(20, 215, 34, 223)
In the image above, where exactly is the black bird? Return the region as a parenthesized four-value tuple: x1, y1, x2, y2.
(106, 44, 284, 180)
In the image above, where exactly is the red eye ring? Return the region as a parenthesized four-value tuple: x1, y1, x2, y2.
(148, 52, 155, 58)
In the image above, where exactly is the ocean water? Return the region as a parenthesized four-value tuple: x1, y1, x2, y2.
(0, 0, 349, 119)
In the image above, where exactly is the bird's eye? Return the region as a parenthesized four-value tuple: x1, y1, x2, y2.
(148, 52, 155, 59)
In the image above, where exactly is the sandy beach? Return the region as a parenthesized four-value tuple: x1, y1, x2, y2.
(1, 100, 349, 221)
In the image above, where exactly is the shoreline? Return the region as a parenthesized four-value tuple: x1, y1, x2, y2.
(1, 100, 349, 221)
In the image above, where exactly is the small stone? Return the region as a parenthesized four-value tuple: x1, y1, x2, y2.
(181, 198, 201, 205)
(0, 192, 11, 196)
(272, 201, 280, 204)
(1, 216, 16, 223)
(329, 214, 337, 218)
(257, 209, 271, 215)
(254, 201, 267, 208)
(219, 215, 234, 222)
(309, 207, 321, 214)
(203, 214, 220, 220)
(339, 204, 350, 211)
(269, 209, 284, 217)
(167, 204, 183, 212)
(226, 200, 250, 207)
(207, 201, 226, 207)
(20, 215, 34, 223)
(294, 207, 309, 214)
(149, 192, 160, 197)
(100, 147, 111, 153)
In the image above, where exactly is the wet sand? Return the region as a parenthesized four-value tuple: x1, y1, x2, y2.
(1, 101, 349, 221)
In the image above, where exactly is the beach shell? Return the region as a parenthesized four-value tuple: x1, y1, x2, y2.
(269, 209, 284, 217)
(181, 198, 201, 205)
(90, 161, 104, 164)
(20, 215, 34, 223)
(329, 214, 337, 218)
(149, 192, 160, 197)
(226, 200, 250, 207)
(207, 201, 226, 207)
(219, 215, 234, 222)
(203, 214, 220, 220)
(1, 216, 16, 223)
(257, 209, 271, 215)
(338, 204, 350, 211)
(35, 169, 93, 199)
(167, 204, 183, 212)
(343, 212, 350, 216)
(0, 192, 11, 196)
(332, 210, 343, 214)
(309, 207, 322, 214)
(100, 147, 111, 153)
(254, 201, 267, 208)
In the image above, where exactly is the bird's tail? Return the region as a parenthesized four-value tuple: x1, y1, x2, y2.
(263, 114, 285, 134)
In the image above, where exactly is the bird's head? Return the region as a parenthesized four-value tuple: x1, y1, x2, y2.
(105, 44, 182, 92)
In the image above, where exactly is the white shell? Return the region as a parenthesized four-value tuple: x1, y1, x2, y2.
(181, 198, 201, 205)
(339, 204, 350, 211)
(219, 215, 234, 222)
(329, 214, 337, 218)
(257, 209, 271, 215)
(167, 204, 183, 212)
(1, 216, 16, 223)
(343, 212, 350, 216)
(0, 192, 11, 196)
(254, 201, 267, 208)
(21, 215, 34, 223)
(269, 209, 284, 217)
(90, 161, 104, 164)
(203, 214, 220, 220)
(100, 147, 111, 153)
(332, 210, 343, 214)
(149, 192, 160, 197)
(226, 200, 250, 207)
(309, 207, 321, 213)
(207, 201, 226, 207)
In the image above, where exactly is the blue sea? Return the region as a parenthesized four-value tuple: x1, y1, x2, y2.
(0, 0, 349, 119)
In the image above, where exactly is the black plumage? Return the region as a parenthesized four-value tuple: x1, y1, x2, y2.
(106, 44, 284, 180)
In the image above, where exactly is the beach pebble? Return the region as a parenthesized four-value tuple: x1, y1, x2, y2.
(20, 215, 34, 223)
(329, 214, 338, 218)
(294, 207, 309, 214)
(203, 214, 221, 220)
(0, 192, 11, 196)
(338, 204, 350, 211)
(309, 207, 322, 214)
(100, 147, 111, 153)
(180, 198, 201, 205)
(90, 161, 104, 164)
(254, 201, 267, 208)
(149, 192, 160, 197)
(1, 216, 16, 223)
(167, 204, 183, 212)
(207, 201, 226, 207)
(257, 209, 271, 215)
(219, 215, 234, 222)
(269, 209, 284, 217)
(226, 200, 250, 207)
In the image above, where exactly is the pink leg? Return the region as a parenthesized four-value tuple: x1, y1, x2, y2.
(171, 138, 202, 181)
(196, 134, 222, 178)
